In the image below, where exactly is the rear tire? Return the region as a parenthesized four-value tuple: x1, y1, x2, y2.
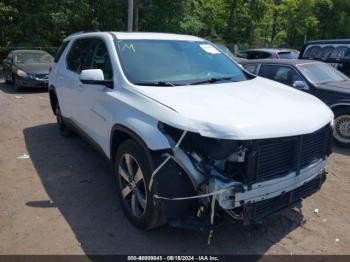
(55, 102, 73, 137)
(114, 139, 163, 230)
(333, 107, 350, 148)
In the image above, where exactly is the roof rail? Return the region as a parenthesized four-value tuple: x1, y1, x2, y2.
(67, 29, 100, 37)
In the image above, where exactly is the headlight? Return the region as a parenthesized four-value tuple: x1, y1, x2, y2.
(159, 122, 238, 160)
(16, 69, 28, 78)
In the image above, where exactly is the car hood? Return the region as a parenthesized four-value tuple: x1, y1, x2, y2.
(316, 80, 350, 95)
(133, 77, 333, 140)
(16, 63, 51, 74)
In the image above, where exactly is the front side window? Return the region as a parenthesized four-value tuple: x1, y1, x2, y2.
(66, 38, 95, 73)
(67, 38, 113, 79)
(297, 62, 348, 85)
(259, 64, 303, 86)
(115, 40, 248, 85)
(91, 40, 113, 80)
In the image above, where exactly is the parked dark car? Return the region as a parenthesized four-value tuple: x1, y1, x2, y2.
(3, 50, 53, 91)
(299, 39, 350, 77)
(240, 59, 350, 147)
(214, 43, 247, 63)
(237, 48, 299, 60)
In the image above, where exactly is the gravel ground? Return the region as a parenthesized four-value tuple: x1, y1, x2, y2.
(0, 80, 349, 255)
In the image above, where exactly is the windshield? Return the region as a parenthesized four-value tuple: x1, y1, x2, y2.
(115, 40, 248, 86)
(14, 52, 53, 64)
(297, 63, 348, 85)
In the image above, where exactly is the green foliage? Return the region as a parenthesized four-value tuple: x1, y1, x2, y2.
(0, 0, 350, 52)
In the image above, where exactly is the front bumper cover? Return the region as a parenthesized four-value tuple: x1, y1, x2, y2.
(211, 159, 326, 210)
(243, 172, 325, 223)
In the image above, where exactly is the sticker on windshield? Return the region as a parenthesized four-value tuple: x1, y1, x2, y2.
(199, 44, 220, 54)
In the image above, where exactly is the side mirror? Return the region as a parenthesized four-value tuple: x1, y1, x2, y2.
(293, 80, 307, 90)
(3, 58, 11, 65)
(80, 69, 113, 89)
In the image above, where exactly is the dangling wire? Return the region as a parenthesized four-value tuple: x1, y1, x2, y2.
(148, 124, 191, 191)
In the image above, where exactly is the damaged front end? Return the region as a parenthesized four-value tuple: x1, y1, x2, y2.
(153, 122, 332, 230)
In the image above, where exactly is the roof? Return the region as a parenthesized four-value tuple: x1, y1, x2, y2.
(65, 31, 204, 41)
(240, 48, 297, 53)
(239, 59, 322, 66)
(305, 39, 350, 45)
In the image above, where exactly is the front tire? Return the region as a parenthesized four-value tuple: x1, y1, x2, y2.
(4, 70, 11, 84)
(13, 75, 21, 91)
(333, 107, 350, 148)
(55, 102, 73, 137)
(115, 139, 163, 230)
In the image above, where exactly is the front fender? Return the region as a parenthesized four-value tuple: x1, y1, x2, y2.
(329, 100, 350, 109)
(105, 98, 172, 159)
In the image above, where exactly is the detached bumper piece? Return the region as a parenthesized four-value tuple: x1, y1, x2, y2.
(243, 172, 325, 224)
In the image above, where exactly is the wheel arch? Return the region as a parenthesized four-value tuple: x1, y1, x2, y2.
(110, 124, 161, 167)
(329, 102, 350, 112)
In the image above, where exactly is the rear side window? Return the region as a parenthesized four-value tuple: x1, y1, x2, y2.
(237, 51, 271, 59)
(329, 46, 349, 61)
(247, 51, 271, 59)
(278, 52, 298, 59)
(314, 46, 334, 61)
(343, 49, 350, 60)
(54, 41, 69, 63)
(303, 45, 322, 59)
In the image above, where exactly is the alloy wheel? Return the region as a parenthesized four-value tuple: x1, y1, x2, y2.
(333, 114, 350, 144)
(118, 153, 147, 218)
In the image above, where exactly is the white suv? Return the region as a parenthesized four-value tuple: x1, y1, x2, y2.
(49, 32, 333, 230)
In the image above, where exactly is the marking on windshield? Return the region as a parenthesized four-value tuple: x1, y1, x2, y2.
(122, 43, 136, 53)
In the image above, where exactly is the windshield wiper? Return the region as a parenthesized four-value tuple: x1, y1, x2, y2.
(189, 77, 234, 85)
(134, 81, 176, 87)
